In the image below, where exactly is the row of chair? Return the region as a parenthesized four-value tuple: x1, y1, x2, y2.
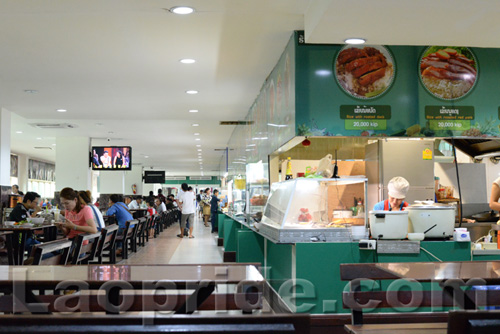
(30, 209, 181, 265)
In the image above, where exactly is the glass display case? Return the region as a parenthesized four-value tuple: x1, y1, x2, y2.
(260, 177, 368, 243)
(246, 161, 269, 223)
(228, 175, 246, 217)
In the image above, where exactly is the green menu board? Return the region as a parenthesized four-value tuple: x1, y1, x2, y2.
(294, 31, 500, 138)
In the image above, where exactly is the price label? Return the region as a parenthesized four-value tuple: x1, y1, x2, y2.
(429, 120, 470, 131)
(345, 120, 386, 130)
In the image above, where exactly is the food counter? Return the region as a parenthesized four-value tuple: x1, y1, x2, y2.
(217, 188, 500, 314)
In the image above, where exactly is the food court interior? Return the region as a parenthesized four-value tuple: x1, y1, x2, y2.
(1, 1, 500, 333)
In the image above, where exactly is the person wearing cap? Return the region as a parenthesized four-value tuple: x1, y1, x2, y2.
(373, 176, 410, 211)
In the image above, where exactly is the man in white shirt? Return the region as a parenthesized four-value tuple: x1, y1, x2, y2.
(178, 184, 196, 238)
(128, 198, 139, 210)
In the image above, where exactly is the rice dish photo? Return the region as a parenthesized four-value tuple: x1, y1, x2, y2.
(420, 47, 477, 100)
(335, 46, 394, 99)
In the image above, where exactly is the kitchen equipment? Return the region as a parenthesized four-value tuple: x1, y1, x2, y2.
(406, 202, 455, 238)
(366, 140, 436, 211)
(333, 210, 352, 219)
(471, 210, 500, 222)
(369, 210, 409, 239)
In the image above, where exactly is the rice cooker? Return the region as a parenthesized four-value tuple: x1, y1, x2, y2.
(406, 202, 455, 238)
(369, 210, 409, 239)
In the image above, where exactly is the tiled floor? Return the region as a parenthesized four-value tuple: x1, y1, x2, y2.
(120, 214, 223, 265)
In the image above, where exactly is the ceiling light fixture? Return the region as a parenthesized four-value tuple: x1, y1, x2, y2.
(56, 109, 67, 113)
(186, 90, 198, 94)
(195, 138, 201, 141)
(197, 149, 202, 152)
(194, 133, 200, 135)
(180, 58, 196, 64)
(344, 38, 366, 45)
(169, 6, 194, 15)
(145, 156, 149, 158)
(192, 124, 199, 127)
(196, 145, 201, 147)
(16, 131, 22, 134)
(24, 90, 38, 94)
(189, 109, 199, 113)
(36, 137, 42, 140)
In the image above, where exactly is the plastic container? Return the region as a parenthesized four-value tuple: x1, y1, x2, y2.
(369, 210, 409, 239)
(407, 232, 425, 241)
(53, 209, 61, 221)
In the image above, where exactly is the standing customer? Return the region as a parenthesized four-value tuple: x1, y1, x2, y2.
(201, 188, 212, 227)
(106, 194, 134, 233)
(210, 189, 221, 233)
(79, 190, 104, 231)
(178, 183, 195, 239)
(57, 188, 97, 239)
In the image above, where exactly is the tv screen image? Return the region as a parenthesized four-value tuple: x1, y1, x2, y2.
(92, 146, 131, 170)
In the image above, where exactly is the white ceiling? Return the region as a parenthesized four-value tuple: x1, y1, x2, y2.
(3, 0, 500, 175)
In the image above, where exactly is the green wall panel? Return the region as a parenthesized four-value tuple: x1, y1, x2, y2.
(295, 243, 375, 314)
(266, 240, 293, 294)
(223, 218, 238, 252)
(236, 230, 264, 264)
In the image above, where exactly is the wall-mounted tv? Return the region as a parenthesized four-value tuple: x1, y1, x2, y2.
(91, 146, 131, 170)
(144, 170, 165, 184)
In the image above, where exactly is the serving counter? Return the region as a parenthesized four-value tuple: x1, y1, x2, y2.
(219, 212, 500, 315)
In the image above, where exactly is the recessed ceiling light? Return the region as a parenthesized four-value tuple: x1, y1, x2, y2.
(192, 124, 199, 127)
(52, 144, 56, 146)
(145, 156, 149, 158)
(24, 90, 38, 94)
(195, 138, 201, 141)
(95, 123, 103, 126)
(344, 38, 366, 45)
(180, 59, 196, 64)
(197, 149, 202, 152)
(36, 137, 42, 140)
(196, 145, 201, 147)
(170, 6, 194, 15)
(108, 131, 114, 134)
(189, 109, 199, 113)
(16, 131, 22, 134)
(186, 90, 198, 94)
(56, 109, 67, 113)
(194, 133, 200, 135)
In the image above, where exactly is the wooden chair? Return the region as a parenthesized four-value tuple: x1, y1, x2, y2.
(135, 217, 147, 248)
(144, 214, 156, 241)
(91, 224, 119, 264)
(32, 239, 73, 265)
(71, 232, 101, 265)
(115, 220, 138, 259)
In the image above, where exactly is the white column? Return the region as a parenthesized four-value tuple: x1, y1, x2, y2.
(17, 154, 29, 193)
(0, 108, 11, 185)
(124, 166, 143, 196)
(99, 171, 125, 194)
(55, 137, 91, 191)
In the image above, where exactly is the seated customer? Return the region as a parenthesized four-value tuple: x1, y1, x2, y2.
(127, 196, 139, 209)
(106, 194, 134, 233)
(57, 188, 98, 239)
(373, 176, 410, 211)
(9, 191, 43, 250)
(79, 190, 104, 231)
(155, 198, 166, 213)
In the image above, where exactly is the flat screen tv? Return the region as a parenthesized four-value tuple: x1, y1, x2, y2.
(91, 146, 131, 170)
(144, 170, 165, 184)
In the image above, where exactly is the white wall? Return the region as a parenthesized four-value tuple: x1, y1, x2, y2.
(55, 137, 91, 191)
(482, 158, 500, 202)
(99, 171, 124, 194)
(0, 108, 11, 185)
(124, 167, 143, 195)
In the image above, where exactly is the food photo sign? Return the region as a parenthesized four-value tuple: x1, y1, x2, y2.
(294, 31, 500, 138)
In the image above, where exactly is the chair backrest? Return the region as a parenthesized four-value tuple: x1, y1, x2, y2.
(448, 310, 500, 334)
(32, 239, 73, 265)
(125, 219, 138, 239)
(71, 232, 101, 264)
(136, 217, 147, 236)
(148, 214, 157, 229)
(95, 224, 119, 256)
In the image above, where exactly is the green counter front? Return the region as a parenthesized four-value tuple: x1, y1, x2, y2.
(220, 214, 495, 314)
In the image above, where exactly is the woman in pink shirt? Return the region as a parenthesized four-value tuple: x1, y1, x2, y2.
(57, 187, 97, 239)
